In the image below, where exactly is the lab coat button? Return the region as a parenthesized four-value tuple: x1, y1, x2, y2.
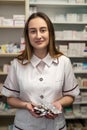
(39, 78, 43, 81)
(40, 95, 44, 99)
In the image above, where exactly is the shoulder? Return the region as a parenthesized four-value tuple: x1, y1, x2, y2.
(57, 55, 72, 69)
(58, 55, 70, 63)
(10, 58, 21, 69)
(11, 58, 19, 65)
(10, 58, 29, 69)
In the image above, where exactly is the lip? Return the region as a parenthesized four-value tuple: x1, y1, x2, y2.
(35, 40, 44, 44)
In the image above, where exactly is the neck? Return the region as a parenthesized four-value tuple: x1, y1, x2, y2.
(34, 49, 48, 59)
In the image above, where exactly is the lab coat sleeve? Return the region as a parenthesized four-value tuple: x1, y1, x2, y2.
(62, 57, 80, 97)
(1, 59, 20, 97)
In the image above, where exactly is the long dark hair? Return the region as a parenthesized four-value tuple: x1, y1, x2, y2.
(17, 12, 63, 64)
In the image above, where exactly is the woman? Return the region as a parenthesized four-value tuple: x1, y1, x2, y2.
(1, 12, 80, 130)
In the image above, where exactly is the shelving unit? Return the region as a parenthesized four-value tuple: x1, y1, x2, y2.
(0, 0, 25, 43)
(0, 0, 29, 129)
(0, 54, 20, 77)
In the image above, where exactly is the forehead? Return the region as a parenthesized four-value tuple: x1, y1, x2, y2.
(28, 17, 48, 28)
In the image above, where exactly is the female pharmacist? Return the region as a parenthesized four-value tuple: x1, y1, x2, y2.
(1, 12, 80, 130)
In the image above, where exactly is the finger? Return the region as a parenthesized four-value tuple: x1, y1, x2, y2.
(45, 115, 54, 119)
(31, 112, 42, 118)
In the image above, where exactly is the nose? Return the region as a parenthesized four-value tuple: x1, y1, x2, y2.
(36, 31, 41, 39)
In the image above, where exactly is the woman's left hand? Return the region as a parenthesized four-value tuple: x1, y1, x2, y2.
(52, 101, 62, 112)
(45, 112, 58, 119)
(45, 101, 62, 119)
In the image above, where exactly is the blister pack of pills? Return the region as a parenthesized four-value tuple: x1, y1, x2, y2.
(33, 101, 62, 116)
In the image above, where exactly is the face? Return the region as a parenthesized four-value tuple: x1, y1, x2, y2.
(28, 17, 49, 52)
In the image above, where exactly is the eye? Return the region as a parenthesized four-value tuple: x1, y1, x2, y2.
(40, 28, 47, 33)
(29, 29, 36, 34)
(30, 30, 36, 34)
(41, 29, 46, 33)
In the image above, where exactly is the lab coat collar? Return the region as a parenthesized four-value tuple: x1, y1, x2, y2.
(30, 53, 58, 68)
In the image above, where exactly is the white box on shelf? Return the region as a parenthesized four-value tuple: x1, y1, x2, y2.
(29, 7, 37, 15)
(82, 32, 87, 40)
(55, 14, 66, 23)
(0, 17, 4, 26)
(63, 30, 73, 40)
(83, 50, 87, 57)
(76, 0, 85, 3)
(13, 15, 25, 20)
(61, 0, 68, 2)
(81, 106, 87, 116)
(3, 19, 13, 26)
(0, 126, 8, 130)
(59, 45, 68, 56)
(68, 0, 76, 3)
(81, 78, 87, 87)
(73, 104, 81, 116)
(55, 31, 63, 40)
(67, 13, 77, 22)
(14, 20, 25, 26)
(82, 14, 87, 22)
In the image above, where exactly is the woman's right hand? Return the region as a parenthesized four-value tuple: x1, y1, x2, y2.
(7, 97, 43, 118)
(26, 103, 43, 118)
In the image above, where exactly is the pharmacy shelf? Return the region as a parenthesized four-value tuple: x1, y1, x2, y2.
(65, 115, 87, 119)
(0, 0, 24, 1)
(0, 93, 2, 96)
(0, 26, 24, 28)
(0, 109, 16, 117)
(2, 54, 84, 59)
(0, 0, 28, 128)
(80, 87, 87, 90)
(74, 71, 87, 74)
(56, 39, 87, 42)
(73, 101, 87, 105)
(30, 1, 87, 28)
(0, 53, 20, 57)
(0, 0, 25, 4)
(69, 56, 87, 58)
(30, 2, 87, 7)
(0, 72, 7, 75)
(53, 22, 87, 25)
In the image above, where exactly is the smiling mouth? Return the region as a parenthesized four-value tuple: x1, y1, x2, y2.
(35, 41, 44, 44)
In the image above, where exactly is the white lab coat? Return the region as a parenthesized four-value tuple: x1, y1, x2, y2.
(1, 54, 80, 130)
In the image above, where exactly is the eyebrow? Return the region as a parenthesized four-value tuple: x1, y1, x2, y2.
(28, 27, 47, 30)
(28, 28, 35, 30)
